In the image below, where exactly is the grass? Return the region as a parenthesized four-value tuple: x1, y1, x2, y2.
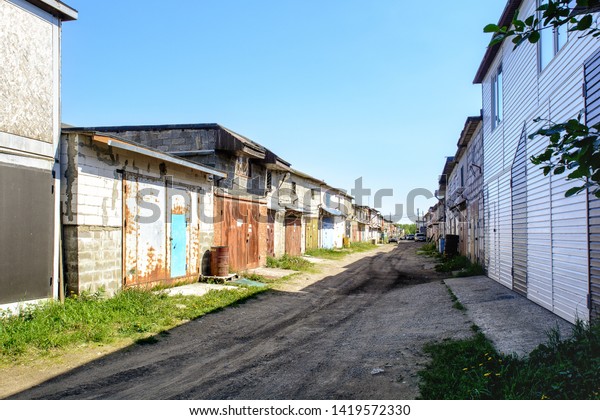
(305, 241, 378, 260)
(266, 254, 315, 272)
(0, 286, 264, 364)
(446, 285, 466, 311)
(418, 321, 600, 399)
(419, 243, 485, 278)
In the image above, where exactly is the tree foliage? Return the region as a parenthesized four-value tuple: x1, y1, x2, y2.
(484, 0, 600, 198)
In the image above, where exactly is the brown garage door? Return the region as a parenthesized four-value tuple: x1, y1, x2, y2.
(285, 214, 302, 256)
(215, 195, 261, 271)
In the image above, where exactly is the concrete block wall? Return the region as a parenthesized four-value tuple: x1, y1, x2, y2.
(63, 225, 121, 295)
(61, 133, 215, 294)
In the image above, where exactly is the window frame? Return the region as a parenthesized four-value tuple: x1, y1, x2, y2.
(491, 64, 503, 130)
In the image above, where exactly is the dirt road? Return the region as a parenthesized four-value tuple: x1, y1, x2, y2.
(9, 243, 473, 399)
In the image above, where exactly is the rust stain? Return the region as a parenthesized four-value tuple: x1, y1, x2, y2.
(171, 204, 188, 215)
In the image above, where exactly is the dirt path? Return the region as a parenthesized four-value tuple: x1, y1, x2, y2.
(6, 243, 473, 400)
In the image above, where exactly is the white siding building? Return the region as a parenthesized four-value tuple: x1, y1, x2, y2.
(475, 0, 599, 323)
(0, 0, 77, 310)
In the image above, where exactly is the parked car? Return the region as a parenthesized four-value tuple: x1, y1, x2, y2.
(405, 234, 415, 240)
(389, 237, 398, 243)
(414, 233, 426, 242)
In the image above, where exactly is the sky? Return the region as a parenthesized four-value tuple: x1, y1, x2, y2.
(61, 0, 508, 223)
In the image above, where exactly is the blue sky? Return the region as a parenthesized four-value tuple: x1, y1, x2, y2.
(61, 0, 507, 223)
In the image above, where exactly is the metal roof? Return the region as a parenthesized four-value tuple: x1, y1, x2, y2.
(62, 123, 287, 164)
(473, 0, 522, 84)
(321, 206, 344, 217)
(65, 130, 227, 178)
(455, 116, 482, 161)
(27, 0, 78, 21)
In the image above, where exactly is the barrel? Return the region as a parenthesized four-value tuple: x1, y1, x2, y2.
(445, 234, 459, 258)
(210, 246, 229, 277)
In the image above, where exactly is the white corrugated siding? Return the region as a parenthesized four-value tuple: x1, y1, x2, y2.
(481, 0, 594, 323)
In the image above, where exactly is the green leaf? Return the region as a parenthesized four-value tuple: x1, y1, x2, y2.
(576, 14, 593, 30)
(529, 31, 541, 43)
(525, 15, 535, 26)
(484, 23, 500, 33)
(565, 186, 584, 197)
(554, 166, 566, 175)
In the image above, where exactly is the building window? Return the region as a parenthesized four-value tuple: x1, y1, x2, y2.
(492, 65, 503, 130)
(460, 166, 464, 187)
(266, 171, 272, 190)
(325, 192, 331, 207)
(538, 0, 570, 71)
(291, 181, 297, 195)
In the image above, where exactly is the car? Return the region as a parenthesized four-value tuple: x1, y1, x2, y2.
(405, 234, 415, 240)
(414, 233, 426, 242)
(389, 237, 398, 243)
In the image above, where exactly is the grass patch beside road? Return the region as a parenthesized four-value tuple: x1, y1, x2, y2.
(266, 255, 315, 272)
(419, 243, 485, 278)
(419, 321, 600, 399)
(0, 286, 263, 365)
(305, 242, 379, 260)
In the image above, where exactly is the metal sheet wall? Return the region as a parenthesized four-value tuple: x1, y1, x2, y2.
(215, 195, 261, 271)
(586, 47, 600, 321)
(321, 217, 335, 249)
(0, 164, 54, 304)
(123, 173, 197, 287)
(511, 127, 528, 296)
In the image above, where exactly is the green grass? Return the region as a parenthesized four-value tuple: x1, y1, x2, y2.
(419, 241, 439, 256)
(305, 241, 378, 260)
(420, 245, 485, 278)
(266, 254, 315, 271)
(0, 286, 264, 364)
(446, 285, 465, 311)
(419, 321, 600, 399)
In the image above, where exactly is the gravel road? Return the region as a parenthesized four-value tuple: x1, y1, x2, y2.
(10, 242, 473, 400)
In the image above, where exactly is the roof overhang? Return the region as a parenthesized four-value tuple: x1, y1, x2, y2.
(321, 206, 344, 217)
(473, 0, 522, 84)
(27, 0, 78, 21)
(65, 131, 227, 178)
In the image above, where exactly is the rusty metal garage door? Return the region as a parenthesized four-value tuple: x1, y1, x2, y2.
(215, 195, 261, 271)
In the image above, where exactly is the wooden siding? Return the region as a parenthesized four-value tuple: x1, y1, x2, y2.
(480, 0, 594, 323)
(586, 47, 600, 321)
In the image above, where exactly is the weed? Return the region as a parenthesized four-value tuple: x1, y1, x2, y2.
(0, 287, 264, 364)
(446, 286, 465, 311)
(419, 242, 439, 257)
(418, 321, 600, 399)
(305, 242, 377, 260)
(266, 255, 315, 271)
